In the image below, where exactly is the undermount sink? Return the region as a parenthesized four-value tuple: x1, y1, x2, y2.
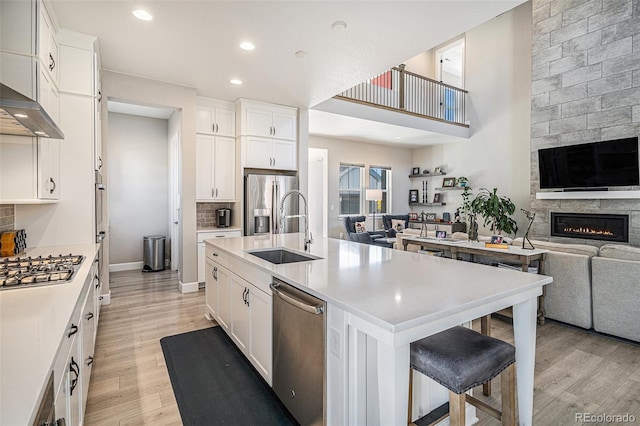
(246, 248, 322, 264)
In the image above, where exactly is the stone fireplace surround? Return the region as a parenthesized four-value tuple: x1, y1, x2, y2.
(529, 0, 640, 248)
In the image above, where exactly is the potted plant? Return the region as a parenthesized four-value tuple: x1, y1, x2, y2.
(456, 177, 473, 224)
(469, 188, 518, 236)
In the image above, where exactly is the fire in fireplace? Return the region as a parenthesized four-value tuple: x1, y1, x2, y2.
(551, 212, 629, 243)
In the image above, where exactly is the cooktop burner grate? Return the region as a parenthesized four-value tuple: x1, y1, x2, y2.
(0, 254, 85, 290)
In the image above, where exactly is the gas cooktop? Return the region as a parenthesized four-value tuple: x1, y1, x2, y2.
(0, 254, 85, 290)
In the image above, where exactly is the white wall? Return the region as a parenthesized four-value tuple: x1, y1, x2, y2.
(309, 135, 413, 238)
(412, 2, 533, 235)
(102, 71, 198, 285)
(107, 112, 169, 265)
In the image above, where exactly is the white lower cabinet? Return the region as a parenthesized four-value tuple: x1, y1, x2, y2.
(205, 247, 273, 384)
(51, 258, 99, 425)
(197, 230, 241, 283)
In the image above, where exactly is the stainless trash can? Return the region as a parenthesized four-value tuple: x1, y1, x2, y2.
(143, 235, 165, 272)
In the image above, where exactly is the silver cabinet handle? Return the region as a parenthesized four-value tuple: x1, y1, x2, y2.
(212, 266, 217, 280)
(49, 177, 56, 194)
(211, 188, 214, 198)
(215, 188, 218, 197)
(216, 123, 219, 133)
(212, 123, 215, 133)
(270, 283, 323, 315)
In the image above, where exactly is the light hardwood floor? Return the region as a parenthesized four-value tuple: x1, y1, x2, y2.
(86, 270, 640, 425)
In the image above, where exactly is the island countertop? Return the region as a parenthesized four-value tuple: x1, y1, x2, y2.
(0, 244, 99, 426)
(205, 233, 552, 333)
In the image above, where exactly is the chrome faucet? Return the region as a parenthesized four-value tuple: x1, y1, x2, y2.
(280, 190, 313, 251)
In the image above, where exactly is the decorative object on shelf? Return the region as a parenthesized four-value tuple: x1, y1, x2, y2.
(520, 209, 536, 250)
(456, 176, 469, 188)
(366, 189, 383, 231)
(423, 181, 427, 203)
(443, 212, 451, 222)
(426, 213, 436, 221)
(468, 214, 479, 241)
(433, 193, 441, 203)
(419, 211, 428, 236)
(422, 169, 430, 174)
(485, 242, 509, 249)
(457, 177, 473, 224)
(408, 212, 418, 220)
(436, 230, 447, 239)
(491, 235, 504, 244)
(412, 167, 421, 175)
(434, 167, 441, 174)
(470, 188, 518, 237)
(454, 208, 461, 223)
(442, 177, 456, 188)
(409, 189, 419, 203)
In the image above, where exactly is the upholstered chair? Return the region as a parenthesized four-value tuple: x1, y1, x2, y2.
(343, 216, 390, 247)
(382, 214, 410, 237)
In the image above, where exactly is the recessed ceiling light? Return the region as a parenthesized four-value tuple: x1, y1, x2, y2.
(239, 41, 255, 51)
(230, 79, 242, 85)
(13, 113, 28, 118)
(294, 50, 308, 59)
(332, 21, 347, 31)
(132, 9, 153, 21)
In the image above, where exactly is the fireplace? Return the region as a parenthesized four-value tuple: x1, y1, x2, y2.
(551, 212, 629, 243)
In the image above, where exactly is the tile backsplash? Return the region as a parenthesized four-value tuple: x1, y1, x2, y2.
(197, 202, 233, 228)
(0, 205, 15, 232)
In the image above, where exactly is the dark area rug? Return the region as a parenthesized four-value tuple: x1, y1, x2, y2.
(160, 326, 298, 426)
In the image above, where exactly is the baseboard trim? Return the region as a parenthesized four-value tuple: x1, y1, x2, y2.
(109, 261, 143, 272)
(180, 281, 199, 294)
(99, 290, 111, 305)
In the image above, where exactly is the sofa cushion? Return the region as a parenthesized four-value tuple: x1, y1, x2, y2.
(598, 244, 640, 262)
(354, 221, 366, 234)
(391, 219, 405, 232)
(511, 238, 598, 257)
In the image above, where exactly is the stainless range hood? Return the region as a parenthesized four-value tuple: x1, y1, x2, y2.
(0, 83, 64, 139)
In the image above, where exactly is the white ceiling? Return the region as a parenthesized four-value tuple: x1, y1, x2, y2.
(50, 0, 525, 146)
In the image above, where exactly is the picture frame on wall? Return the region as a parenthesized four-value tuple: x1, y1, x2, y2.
(409, 190, 419, 203)
(433, 193, 441, 203)
(442, 177, 456, 187)
(426, 213, 437, 221)
(408, 212, 418, 220)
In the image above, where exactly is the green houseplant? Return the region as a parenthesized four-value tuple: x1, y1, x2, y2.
(469, 188, 518, 236)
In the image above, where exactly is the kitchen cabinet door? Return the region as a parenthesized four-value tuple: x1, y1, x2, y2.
(195, 135, 214, 200)
(213, 136, 235, 200)
(245, 107, 272, 138)
(37, 138, 60, 199)
(39, 65, 59, 124)
(38, 1, 58, 86)
(230, 276, 250, 353)
(271, 110, 296, 141)
(196, 105, 235, 137)
(272, 139, 296, 171)
(205, 258, 218, 320)
(80, 284, 95, 415)
(216, 265, 232, 332)
(248, 286, 272, 384)
(244, 136, 272, 169)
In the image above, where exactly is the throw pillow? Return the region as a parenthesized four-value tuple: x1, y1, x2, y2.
(355, 221, 367, 234)
(391, 219, 405, 232)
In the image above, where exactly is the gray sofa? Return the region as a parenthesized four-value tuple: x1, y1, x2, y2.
(592, 244, 640, 342)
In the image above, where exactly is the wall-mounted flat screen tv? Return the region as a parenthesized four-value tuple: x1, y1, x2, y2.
(538, 137, 639, 189)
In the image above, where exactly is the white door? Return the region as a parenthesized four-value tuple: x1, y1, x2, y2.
(169, 129, 181, 271)
(307, 148, 328, 237)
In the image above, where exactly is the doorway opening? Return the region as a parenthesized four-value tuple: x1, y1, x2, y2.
(106, 100, 181, 273)
(308, 148, 328, 238)
(435, 38, 465, 88)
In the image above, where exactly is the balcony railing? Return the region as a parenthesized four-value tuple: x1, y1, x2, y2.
(335, 65, 469, 127)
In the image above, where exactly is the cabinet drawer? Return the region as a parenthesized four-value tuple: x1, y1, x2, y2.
(197, 230, 241, 243)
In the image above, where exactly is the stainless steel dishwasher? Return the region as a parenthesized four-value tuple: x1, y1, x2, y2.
(270, 278, 326, 426)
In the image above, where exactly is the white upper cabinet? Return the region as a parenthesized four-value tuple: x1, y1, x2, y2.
(37, 138, 60, 199)
(239, 100, 297, 141)
(196, 135, 236, 201)
(196, 105, 235, 137)
(38, 2, 59, 87)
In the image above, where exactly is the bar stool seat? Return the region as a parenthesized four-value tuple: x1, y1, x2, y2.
(408, 326, 516, 426)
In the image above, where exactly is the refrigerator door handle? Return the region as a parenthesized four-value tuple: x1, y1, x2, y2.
(272, 180, 279, 234)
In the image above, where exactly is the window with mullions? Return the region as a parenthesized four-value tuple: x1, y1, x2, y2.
(339, 164, 363, 215)
(368, 166, 391, 214)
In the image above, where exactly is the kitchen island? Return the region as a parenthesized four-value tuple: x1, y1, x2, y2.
(205, 233, 552, 425)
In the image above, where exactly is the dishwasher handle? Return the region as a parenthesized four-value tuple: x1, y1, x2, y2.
(270, 282, 324, 315)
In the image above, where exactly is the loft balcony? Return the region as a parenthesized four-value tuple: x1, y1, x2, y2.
(313, 65, 470, 139)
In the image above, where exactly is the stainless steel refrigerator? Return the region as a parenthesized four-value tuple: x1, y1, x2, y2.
(244, 172, 299, 236)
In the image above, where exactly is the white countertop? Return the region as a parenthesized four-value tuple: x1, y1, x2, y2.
(205, 233, 552, 333)
(0, 244, 99, 426)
